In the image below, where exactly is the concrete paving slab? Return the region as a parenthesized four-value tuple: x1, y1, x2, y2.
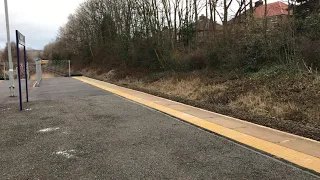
(280, 140, 320, 159)
(167, 104, 193, 111)
(234, 125, 303, 144)
(180, 108, 220, 118)
(234, 124, 320, 158)
(130, 93, 164, 102)
(204, 116, 248, 129)
(148, 99, 179, 106)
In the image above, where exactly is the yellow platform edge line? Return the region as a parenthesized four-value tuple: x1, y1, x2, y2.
(73, 76, 320, 173)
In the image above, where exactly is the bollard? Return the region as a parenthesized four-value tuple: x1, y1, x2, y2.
(68, 60, 71, 77)
(36, 60, 42, 87)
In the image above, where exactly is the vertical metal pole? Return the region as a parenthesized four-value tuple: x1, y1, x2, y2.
(36, 60, 42, 87)
(4, 0, 15, 97)
(27, 62, 29, 80)
(3, 62, 6, 80)
(16, 30, 22, 111)
(40, 61, 42, 81)
(68, 60, 71, 77)
(23, 46, 29, 102)
(36, 61, 39, 86)
(40, 61, 42, 82)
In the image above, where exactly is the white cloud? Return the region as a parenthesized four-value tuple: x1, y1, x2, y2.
(0, 0, 85, 49)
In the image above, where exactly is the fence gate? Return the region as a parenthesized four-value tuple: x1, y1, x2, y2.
(41, 60, 71, 77)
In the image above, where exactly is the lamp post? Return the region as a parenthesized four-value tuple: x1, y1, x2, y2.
(4, 0, 15, 97)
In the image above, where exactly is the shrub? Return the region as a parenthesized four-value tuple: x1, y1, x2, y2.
(298, 38, 320, 70)
(184, 49, 209, 71)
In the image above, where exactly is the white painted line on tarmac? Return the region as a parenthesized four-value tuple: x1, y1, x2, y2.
(32, 81, 37, 88)
(280, 140, 290, 144)
(54, 150, 76, 159)
(1, 108, 11, 112)
(38, 127, 60, 133)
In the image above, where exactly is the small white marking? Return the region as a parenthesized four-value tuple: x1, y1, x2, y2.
(54, 150, 76, 158)
(38, 127, 60, 133)
(25, 108, 32, 111)
(280, 140, 290, 144)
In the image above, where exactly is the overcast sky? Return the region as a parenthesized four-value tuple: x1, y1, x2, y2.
(0, 0, 85, 50)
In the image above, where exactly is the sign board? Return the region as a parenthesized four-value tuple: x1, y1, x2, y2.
(15, 30, 28, 111)
(17, 31, 25, 46)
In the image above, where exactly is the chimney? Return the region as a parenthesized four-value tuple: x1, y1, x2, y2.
(255, 0, 263, 8)
(199, 14, 207, 21)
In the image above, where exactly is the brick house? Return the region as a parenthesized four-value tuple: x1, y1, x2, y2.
(253, 1, 292, 18)
(252, 1, 293, 26)
(229, 0, 293, 34)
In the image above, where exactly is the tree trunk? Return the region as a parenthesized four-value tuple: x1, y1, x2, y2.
(223, 0, 228, 38)
(264, 0, 268, 39)
(194, 0, 198, 41)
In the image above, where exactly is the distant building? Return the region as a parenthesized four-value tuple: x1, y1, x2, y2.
(230, 1, 292, 30)
(196, 15, 223, 41)
(253, 1, 292, 18)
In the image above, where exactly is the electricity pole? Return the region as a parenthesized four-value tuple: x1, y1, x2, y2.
(4, 0, 15, 97)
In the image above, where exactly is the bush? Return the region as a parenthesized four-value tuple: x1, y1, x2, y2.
(130, 40, 162, 71)
(238, 34, 267, 72)
(298, 38, 320, 70)
(208, 51, 220, 68)
(184, 49, 209, 70)
(169, 48, 209, 71)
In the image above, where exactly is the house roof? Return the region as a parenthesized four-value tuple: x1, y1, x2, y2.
(254, 1, 291, 18)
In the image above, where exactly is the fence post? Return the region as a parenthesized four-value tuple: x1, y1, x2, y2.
(36, 60, 42, 87)
(3, 62, 6, 80)
(68, 60, 71, 77)
(27, 62, 30, 80)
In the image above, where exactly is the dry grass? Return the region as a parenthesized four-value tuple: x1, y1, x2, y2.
(116, 74, 305, 121)
(313, 75, 320, 85)
(229, 92, 270, 116)
(118, 77, 145, 87)
(229, 89, 300, 119)
(142, 77, 227, 102)
(146, 77, 201, 99)
(114, 74, 227, 104)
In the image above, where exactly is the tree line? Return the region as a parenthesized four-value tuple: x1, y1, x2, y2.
(43, 0, 320, 72)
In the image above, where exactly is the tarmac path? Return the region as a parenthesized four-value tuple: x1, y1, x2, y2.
(0, 77, 319, 179)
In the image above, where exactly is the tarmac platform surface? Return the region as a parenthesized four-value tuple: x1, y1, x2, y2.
(0, 78, 319, 179)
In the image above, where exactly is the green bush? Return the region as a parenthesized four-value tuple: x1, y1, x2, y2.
(208, 51, 220, 68)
